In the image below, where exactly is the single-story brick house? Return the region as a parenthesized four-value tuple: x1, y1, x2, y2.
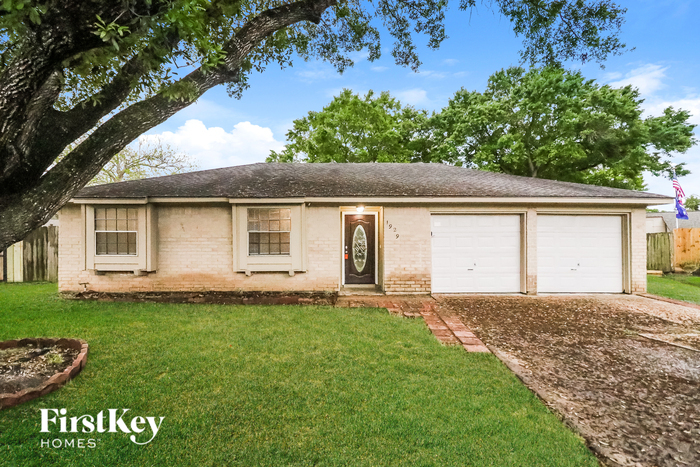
(59, 163, 671, 294)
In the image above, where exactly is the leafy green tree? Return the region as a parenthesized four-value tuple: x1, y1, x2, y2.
(0, 0, 630, 249)
(268, 89, 431, 163)
(431, 66, 697, 189)
(684, 196, 700, 211)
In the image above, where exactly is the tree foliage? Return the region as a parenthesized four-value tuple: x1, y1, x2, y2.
(272, 67, 696, 191)
(431, 66, 697, 189)
(89, 138, 197, 185)
(268, 89, 431, 163)
(0, 0, 630, 249)
(684, 195, 700, 212)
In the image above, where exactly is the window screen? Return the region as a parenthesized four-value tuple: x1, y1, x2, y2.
(95, 208, 138, 255)
(247, 208, 291, 255)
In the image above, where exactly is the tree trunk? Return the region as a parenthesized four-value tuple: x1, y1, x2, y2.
(0, 0, 336, 250)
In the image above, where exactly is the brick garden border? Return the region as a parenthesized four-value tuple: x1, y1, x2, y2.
(0, 338, 89, 410)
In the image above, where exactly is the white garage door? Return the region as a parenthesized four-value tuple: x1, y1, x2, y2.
(537, 215, 623, 293)
(431, 215, 521, 293)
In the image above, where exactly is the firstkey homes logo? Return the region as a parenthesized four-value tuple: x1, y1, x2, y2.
(40, 408, 165, 448)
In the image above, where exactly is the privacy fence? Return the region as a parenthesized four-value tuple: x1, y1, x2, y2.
(647, 228, 700, 273)
(3, 226, 58, 282)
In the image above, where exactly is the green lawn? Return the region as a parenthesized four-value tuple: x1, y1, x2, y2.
(0, 283, 596, 467)
(648, 274, 700, 305)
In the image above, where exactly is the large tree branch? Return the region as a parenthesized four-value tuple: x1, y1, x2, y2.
(0, 0, 338, 250)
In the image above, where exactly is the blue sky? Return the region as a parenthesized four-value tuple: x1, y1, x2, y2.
(145, 0, 700, 208)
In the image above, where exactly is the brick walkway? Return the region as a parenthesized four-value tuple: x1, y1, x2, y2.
(335, 295, 489, 353)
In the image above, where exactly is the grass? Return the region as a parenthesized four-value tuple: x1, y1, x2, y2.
(0, 283, 597, 467)
(648, 274, 700, 305)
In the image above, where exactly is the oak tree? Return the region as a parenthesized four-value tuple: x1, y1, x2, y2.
(431, 66, 697, 189)
(0, 0, 629, 249)
(268, 89, 431, 163)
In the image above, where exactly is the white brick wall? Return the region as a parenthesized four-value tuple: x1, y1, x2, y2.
(382, 207, 431, 294)
(630, 208, 647, 293)
(59, 203, 649, 295)
(59, 204, 339, 292)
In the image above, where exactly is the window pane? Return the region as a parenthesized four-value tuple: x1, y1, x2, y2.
(246, 208, 292, 254)
(95, 207, 138, 255)
(128, 233, 137, 255)
(96, 233, 107, 255)
(106, 232, 118, 255)
(117, 241, 128, 255)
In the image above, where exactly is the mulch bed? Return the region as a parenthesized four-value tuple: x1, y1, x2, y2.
(438, 295, 700, 467)
(0, 338, 89, 409)
(0, 344, 78, 394)
(65, 291, 338, 306)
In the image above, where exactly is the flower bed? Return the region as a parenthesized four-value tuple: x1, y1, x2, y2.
(0, 338, 88, 409)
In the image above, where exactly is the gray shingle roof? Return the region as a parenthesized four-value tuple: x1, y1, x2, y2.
(74, 163, 670, 200)
(647, 211, 700, 229)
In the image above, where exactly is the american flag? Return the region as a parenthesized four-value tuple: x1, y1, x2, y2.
(673, 175, 686, 199)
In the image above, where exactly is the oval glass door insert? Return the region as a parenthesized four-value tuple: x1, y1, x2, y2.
(352, 225, 368, 273)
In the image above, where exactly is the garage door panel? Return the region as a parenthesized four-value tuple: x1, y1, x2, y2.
(432, 215, 521, 293)
(537, 215, 622, 293)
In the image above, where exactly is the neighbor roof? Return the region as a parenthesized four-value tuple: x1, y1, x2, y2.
(74, 163, 670, 200)
(647, 211, 700, 229)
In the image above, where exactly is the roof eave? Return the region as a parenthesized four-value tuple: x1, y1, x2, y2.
(68, 195, 674, 205)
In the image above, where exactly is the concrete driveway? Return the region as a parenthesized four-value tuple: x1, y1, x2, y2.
(436, 294, 700, 467)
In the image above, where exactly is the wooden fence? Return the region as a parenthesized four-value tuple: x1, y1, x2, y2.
(674, 228, 700, 271)
(4, 226, 58, 282)
(647, 232, 673, 272)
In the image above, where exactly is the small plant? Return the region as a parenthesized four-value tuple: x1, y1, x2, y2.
(45, 352, 63, 365)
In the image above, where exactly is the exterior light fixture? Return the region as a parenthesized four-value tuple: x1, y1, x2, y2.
(356, 206, 365, 213)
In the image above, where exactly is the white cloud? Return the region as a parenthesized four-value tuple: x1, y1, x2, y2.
(442, 59, 459, 66)
(142, 119, 285, 169)
(371, 66, 388, 72)
(296, 63, 340, 82)
(394, 88, 429, 106)
(644, 96, 700, 125)
(412, 69, 449, 79)
(349, 50, 370, 63)
(607, 64, 668, 95)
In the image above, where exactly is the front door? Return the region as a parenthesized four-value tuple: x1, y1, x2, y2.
(344, 214, 375, 284)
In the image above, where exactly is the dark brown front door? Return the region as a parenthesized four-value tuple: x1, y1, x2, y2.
(344, 214, 375, 284)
